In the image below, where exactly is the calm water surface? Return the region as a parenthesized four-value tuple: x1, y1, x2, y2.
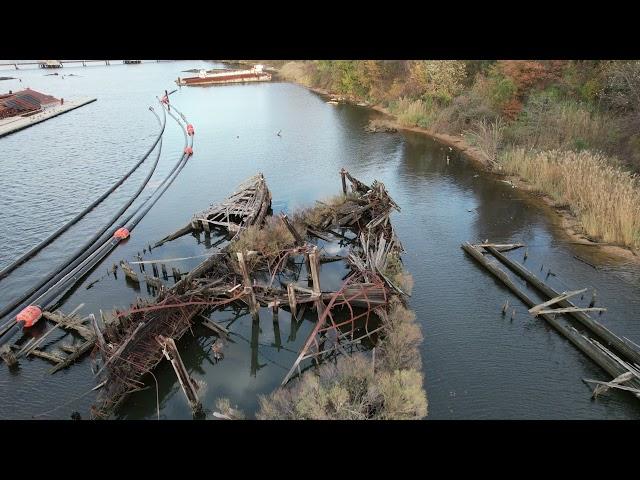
(1, 61, 639, 419)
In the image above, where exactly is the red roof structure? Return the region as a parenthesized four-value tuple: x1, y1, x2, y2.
(0, 88, 60, 119)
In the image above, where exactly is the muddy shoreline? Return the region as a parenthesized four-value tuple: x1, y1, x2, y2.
(288, 82, 639, 265)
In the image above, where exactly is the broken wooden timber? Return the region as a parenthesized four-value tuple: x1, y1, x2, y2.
(153, 224, 193, 248)
(91, 313, 107, 361)
(528, 289, 588, 315)
(485, 245, 640, 366)
(157, 335, 202, 415)
(42, 311, 95, 341)
(94, 322, 144, 378)
(237, 252, 258, 317)
(199, 314, 229, 337)
(461, 242, 639, 388)
(584, 371, 639, 398)
(120, 261, 139, 283)
(287, 283, 298, 319)
(30, 349, 66, 364)
(144, 274, 164, 289)
(584, 379, 640, 397)
(49, 339, 96, 374)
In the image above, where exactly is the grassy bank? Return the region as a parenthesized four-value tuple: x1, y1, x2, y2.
(271, 60, 640, 251)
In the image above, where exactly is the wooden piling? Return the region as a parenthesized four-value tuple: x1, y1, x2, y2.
(237, 252, 258, 318)
(90, 314, 106, 361)
(280, 214, 304, 246)
(287, 283, 297, 319)
(157, 335, 202, 415)
(340, 168, 347, 196)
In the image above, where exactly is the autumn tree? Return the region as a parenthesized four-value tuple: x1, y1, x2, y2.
(407, 61, 467, 103)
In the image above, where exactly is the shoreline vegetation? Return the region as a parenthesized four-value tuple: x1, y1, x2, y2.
(230, 60, 640, 260)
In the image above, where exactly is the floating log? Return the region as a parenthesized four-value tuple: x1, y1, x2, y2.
(528, 289, 588, 315)
(474, 243, 525, 252)
(537, 307, 607, 316)
(485, 245, 640, 366)
(461, 242, 639, 389)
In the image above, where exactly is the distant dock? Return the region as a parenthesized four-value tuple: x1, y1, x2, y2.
(0, 97, 96, 139)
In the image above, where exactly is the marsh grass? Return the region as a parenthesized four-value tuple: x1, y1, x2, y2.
(295, 193, 357, 228)
(228, 216, 302, 270)
(499, 148, 640, 248)
(464, 118, 506, 164)
(256, 298, 427, 420)
(390, 97, 438, 129)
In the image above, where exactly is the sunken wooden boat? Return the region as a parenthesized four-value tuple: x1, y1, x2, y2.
(154, 173, 272, 247)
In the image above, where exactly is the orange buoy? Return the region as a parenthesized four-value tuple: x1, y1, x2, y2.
(16, 305, 42, 328)
(186, 124, 194, 136)
(184, 146, 193, 155)
(114, 227, 130, 240)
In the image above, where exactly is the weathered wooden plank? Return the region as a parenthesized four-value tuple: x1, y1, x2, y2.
(30, 349, 65, 364)
(158, 335, 202, 415)
(49, 339, 96, 374)
(529, 289, 588, 315)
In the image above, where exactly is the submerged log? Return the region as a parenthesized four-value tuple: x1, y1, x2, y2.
(461, 242, 639, 391)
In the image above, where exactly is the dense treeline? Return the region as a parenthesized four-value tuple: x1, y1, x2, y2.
(279, 60, 640, 168)
(275, 60, 640, 250)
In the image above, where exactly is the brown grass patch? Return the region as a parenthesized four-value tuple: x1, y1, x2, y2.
(499, 148, 640, 248)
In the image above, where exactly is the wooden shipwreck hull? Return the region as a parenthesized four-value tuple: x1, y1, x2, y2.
(154, 173, 271, 247)
(91, 169, 407, 418)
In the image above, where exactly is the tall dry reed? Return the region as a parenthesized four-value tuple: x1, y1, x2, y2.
(499, 148, 640, 248)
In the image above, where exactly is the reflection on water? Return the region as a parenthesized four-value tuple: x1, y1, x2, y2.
(0, 62, 639, 419)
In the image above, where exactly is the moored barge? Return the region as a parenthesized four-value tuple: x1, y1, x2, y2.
(176, 64, 272, 86)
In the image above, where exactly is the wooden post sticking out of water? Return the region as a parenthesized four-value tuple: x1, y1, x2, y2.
(90, 314, 107, 361)
(340, 168, 347, 196)
(157, 335, 202, 415)
(120, 261, 139, 283)
(280, 214, 303, 246)
(237, 252, 258, 318)
(308, 247, 327, 320)
(309, 247, 321, 299)
(287, 283, 297, 319)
